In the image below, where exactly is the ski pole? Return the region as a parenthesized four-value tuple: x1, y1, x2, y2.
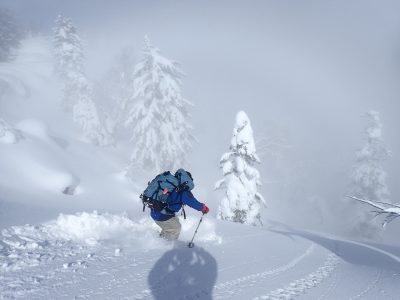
(188, 213, 204, 248)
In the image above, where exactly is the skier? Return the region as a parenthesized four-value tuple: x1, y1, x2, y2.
(151, 187, 210, 240)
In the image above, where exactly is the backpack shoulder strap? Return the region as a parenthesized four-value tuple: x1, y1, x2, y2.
(179, 192, 186, 219)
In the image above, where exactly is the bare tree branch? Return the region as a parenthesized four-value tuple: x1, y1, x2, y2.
(345, 195, 386, 210)
(346, 195, 400, 228)
(376, 200, 400, 209)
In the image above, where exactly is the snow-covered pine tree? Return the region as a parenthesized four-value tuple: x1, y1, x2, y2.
(94, 47, 135, 138)
(125, 36, 193, 173)
(110, 48, 135, 130)
(53, 15, 84, 79)
(72, 81, 113, 147)
(215, 111, 265, 226)
(0, 9, 22, 62)
(349, 110, 391, 236)
(53, 15, 85, 111)
(53, 15, 112, 146)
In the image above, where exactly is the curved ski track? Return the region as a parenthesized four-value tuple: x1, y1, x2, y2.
(253, 254, 339, 300)
(133, 244, 316, 300)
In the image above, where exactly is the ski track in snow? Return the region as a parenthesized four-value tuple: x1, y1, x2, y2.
(0, 242, 159, 300)
(348, 269, 381, 300)
(253, 254, 340, 300)
(132, 244, 316, 300)
(212, 245, 316, 300)
(377, 272, 399, 300)
(316, 261, 339, 300)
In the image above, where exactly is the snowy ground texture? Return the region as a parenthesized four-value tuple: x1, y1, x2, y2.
(1, 214, 400, 300)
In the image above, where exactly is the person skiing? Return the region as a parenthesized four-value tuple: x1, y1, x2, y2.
(151, 187, 209, 240)
(142, 169, 209, 241)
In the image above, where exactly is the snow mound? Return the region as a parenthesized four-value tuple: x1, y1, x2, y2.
(0, 130, 18, 144)
(0, 118, 22, 144)
(2, 152, 76, 195)
(22, 157, 76, 194)
(0, 212, 156, 271)
(0, 118, 81, 197)
(52, 211, 154, 245)
(53, 212, 222, 246)
(16, 119, 50, 141)
(0, 212, 221, 272)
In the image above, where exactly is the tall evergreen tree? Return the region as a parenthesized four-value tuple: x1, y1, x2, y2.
(53, 15, 112, 146)
(125, 36, 193, 173)
(111, 48, 135, 129)
(0, 9, 22, 62)
(349, 110, 391, 236)
(72, 84, 113, 147)
(93, 47, 135, 138)
(215, 111, 265, 225)
(53, 15, 85, 111)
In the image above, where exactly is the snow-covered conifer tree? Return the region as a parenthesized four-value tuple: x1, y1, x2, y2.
(94, 48, 135, 138)
(0, 9, 22, 62)
(53, 15, 85, 111)
(125, 36, 193, 172)
(215, 111, 265, 225)
(53, 15, 112, 146)
(349, 110, 391, 236)
(72, 83, 112, 147)
(53, 15, 84, 79)
(110, 48, 135, 128)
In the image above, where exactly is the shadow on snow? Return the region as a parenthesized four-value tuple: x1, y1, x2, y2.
(148, 244, 218, 300)
(267, 220, 400, 272)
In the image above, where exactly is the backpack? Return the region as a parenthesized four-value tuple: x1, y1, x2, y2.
(174, 168, 195, 191)
(141, 171, 179, 212)
(140, 169, 195, 215)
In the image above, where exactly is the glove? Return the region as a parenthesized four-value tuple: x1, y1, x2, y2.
(201, 203, 209, 214)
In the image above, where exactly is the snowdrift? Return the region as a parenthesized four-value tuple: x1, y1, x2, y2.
(0, 37, 137, 220)
(0, 211, 221, 272)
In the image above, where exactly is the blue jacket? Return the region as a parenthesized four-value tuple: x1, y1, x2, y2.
(150, 190, 203, 221)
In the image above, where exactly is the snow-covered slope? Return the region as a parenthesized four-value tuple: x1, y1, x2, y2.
(0, 37, 137, 227)
(1, 213, 400, 299)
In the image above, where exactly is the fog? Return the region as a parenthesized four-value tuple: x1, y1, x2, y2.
(2, 0, 400, 238)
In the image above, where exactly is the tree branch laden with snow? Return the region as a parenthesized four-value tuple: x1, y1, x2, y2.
(346, 195, 400, 228)
(125, 36, 193, 173)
